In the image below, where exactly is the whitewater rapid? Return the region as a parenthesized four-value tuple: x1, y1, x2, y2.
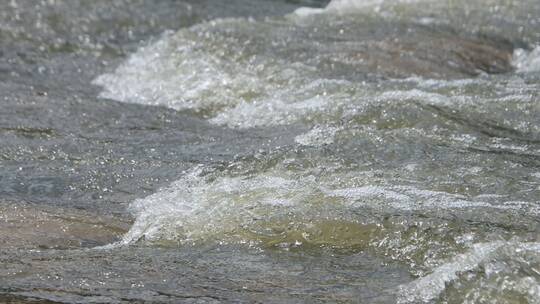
(90, 0, 540, 302)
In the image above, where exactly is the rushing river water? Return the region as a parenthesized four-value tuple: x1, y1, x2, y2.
(1, 0, 540, 303)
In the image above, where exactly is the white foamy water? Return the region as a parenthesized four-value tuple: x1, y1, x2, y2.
(93, 24, 256, 111)
(294, 0, 423, 16)
(120, 166, 315, 245)
(4, 0, 540, 302)
(93, 17, 357, 128)
(325, 0, 420, 11)
(121, 159, 540, 247)
(398, 241, 540, 303)
(114, 154, 539, 304)
(294, 125, 341, 146)
(93, 0, 540, 130)
(513, 46, 540, 73)
(90, 0, 540, 301)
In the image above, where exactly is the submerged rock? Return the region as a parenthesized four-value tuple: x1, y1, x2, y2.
(302, 24, 516, 79)
(0, 201, 130, 249)
(1, 0, 539, 303)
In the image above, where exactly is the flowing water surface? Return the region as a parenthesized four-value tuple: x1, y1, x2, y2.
(1, 0, 540, 303)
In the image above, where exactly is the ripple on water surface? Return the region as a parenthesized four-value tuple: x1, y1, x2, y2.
(3, 0, 540, 303)
(90, 0, 540, 302)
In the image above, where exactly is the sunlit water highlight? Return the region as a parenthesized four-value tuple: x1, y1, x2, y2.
(90, 0, 540, 302)
(2, 0, 540, 302)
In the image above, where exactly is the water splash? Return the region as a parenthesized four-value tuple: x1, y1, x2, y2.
(513, 46, 540, 73)
(398, 241, 540, 303)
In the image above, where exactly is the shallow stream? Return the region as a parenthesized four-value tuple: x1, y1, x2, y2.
(1, 0, 539, 303)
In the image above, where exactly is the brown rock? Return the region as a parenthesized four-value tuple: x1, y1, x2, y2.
(0, 201, 130, 250)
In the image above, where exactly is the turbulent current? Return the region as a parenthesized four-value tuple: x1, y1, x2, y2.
(1, 0, 540, 303)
